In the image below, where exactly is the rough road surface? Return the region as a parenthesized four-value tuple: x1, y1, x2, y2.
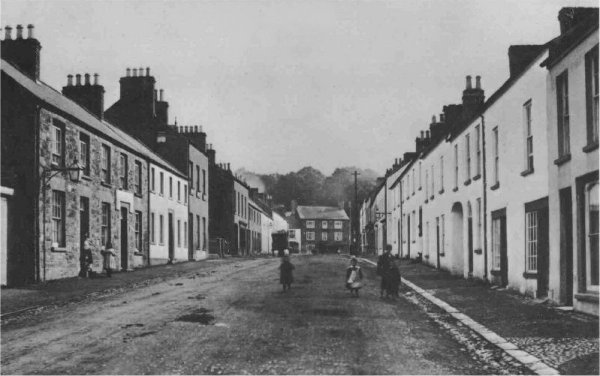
(2, 255, 530, 374)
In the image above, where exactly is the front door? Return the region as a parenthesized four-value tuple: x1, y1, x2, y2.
(468, 218, 474, 276)
(559, 188, 573, 305)
(188, 213, 194, 260)
(80, 197, 89, 255)
(120, 207, 128, 270)
(537, 206, 550, 298)
(499, 215, 508, 287)
(436, 217, 440, 269)
(168, 213, 174, 261)
(407, 216, 411, 258)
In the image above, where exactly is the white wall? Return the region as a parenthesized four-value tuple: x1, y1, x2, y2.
(149, 163, 188, 262)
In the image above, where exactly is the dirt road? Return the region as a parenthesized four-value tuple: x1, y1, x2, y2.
(1, 255, 529, 374)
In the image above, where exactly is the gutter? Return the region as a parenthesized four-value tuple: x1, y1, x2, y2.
(481, 115, 488, 281)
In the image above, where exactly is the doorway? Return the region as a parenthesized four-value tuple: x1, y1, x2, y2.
(467, 202, 474, 276)
(188, 213, 194, 260)
(407, 215, 411, 258)
(559, 188, 573, 305)
(168, 212, 174, 261)
(436, 217, 440, 269)
(120, 207, 128, 270)
(492, 209, 508, 287)
(451, 202, 464, 275)
(80, 197, 89, 257)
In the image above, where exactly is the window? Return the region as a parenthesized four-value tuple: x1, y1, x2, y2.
(203, 217, 207, 250)
(525, 211, 538, 273)
(454, 144, 459, 189)
(586, 46, 599, 145)
(189, 161, 194, 190)
(419, 162, 422, 189)
(288, 230, 295, 239)
(196, 215, 200, 249)
(159, 172, 164, 195)
(177, 181, 181, 201)
(306, 231, 315, 241)
(151, 168, 155, 192)
(151, 212, 155, 244)
(184, 221, 188, 247)
(425, 221, 429, 257)
(586, 182, 599, 289)
(169, 176, 173, 198)
(79, 133, 90, 176)
(476, 198, 482, 249)
(465, 134, 471, 180)
(492, 217, 501, 270)
(51, 119, 64, 166)
(524, 100, 534, 171)
(440, 156, 444, 191)
(322, 221, 328, 229)
(493, 127, 499, 185)
(101, 202, 111, 247)
(196, 166, 200, 193)
(159, 214, 164, 245)
(412, 169, 416, 194)
(184, 185, 188, 204)
(431, 165, 435, 196)
(321, 232, 328, 241)
(177, 219, 181, 247)
(475, 125, 481, 176)
(119, 153, 128, 189)
(134, 161, 142, 195)
(135, 211, 142, 250)
(335, 232, 343, 241)
(556, 70, 570, 157)
(101, 145, 111, 184)
(334, 221, 342, 229)
(425, 170, 429, 198)
(202, 169, 206, 196)
(306, 220, 315, 229)
(51, 190, 65, 247)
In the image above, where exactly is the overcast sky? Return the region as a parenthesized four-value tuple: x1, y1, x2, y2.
(2, 0, 596, 175)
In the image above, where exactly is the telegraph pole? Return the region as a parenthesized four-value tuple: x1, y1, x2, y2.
(352, 171, 360, 255)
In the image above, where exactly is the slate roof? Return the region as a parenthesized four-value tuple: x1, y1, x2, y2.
(296, 206, 349, 220)
(1, 59, 185, 177)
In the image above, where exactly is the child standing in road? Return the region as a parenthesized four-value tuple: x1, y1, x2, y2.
(346, 256, 363, 297)
(279, 255, 294, 292)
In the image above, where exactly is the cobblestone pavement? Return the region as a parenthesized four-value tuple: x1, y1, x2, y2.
(1, 255, 539, 374)
(384, 258, 600, 375)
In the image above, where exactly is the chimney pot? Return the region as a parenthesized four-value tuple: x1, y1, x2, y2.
(227, 163, 231, 171)
(466, 75, 472, 89)
(426, 130, 430, 139)
(67, 74, 73, 86)
(440, 113, 445, 122)
(27, 24, 34, 39)
(139, 67, 143, 76)
(146, 67, 150, 76)
(159, 89, 164, 101)
(134, 68, 139, 77)
(93, 73, 99, 85)
(432, 115, 436, 123)
(420, 130, 425, 139)
(476, 75, 481, 89)
(15, 25, 23, 39)
(75, 74, 82, 86)
(5, 26, 12, 40)
(84, 73, 90, 85)
(126, 68, 131, 77)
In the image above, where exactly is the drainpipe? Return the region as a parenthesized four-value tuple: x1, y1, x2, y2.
(481, 115, 488, 281)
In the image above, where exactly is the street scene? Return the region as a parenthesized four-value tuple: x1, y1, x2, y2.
(1, 0, 599, 375)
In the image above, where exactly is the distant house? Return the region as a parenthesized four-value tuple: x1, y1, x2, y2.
(294, 205, 350, 253)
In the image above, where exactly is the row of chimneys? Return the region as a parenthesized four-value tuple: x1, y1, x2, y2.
(217, 162, 231, 171)
(125, 67, 151, 77)
(177, 125, 203, 133)
(66, 73, 100, 86)
(3, 25, 34, 40)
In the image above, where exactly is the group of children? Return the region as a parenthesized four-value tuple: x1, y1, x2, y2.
(278, 251, 401, 299)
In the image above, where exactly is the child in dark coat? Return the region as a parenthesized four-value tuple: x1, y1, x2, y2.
(386, 259, 401, 298)
(279, 255, 294, 292)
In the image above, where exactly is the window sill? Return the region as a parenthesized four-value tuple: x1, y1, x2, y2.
(473, 248, 482, 255)
(412, 192, 415, 196)
(134, 251, 144, 256)
(554, 154, 571, 166)
(520, 168, 534, 177)
(490, 269, 502, 276)
(452, 187, 458, 192)
(574, 292, 599, 303)
(583, 142, 599, 153)
(438, 189, 444, 195)
(490, 182, 500, 191)
(101, 182, 112, 188)
(464, 179, 471, 186)
(51, 246, 67, 253)
(418, 187, 422, 191)
(523, 272, 537, 279)
(430, 195, 434, 201)
(134, 193, 143, 198)
(472, 174, 481, 181)
(424, 199, 428, 204)
(81, 175, 92, 182)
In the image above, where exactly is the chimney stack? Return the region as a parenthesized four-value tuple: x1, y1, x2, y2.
(1, 24, 41, 80)
(462, 75, 485, 121)
(63, 72, 105, 119)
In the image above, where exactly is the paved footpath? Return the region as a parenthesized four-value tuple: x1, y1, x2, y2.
(362, 257, 599, 375)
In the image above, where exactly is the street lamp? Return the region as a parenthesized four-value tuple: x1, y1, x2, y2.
(39, 158, 84, 281)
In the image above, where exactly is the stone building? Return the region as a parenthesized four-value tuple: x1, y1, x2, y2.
(294, 205, 350, 253)
(208, 159, 236, 255)
(0, 26, 184, 284)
